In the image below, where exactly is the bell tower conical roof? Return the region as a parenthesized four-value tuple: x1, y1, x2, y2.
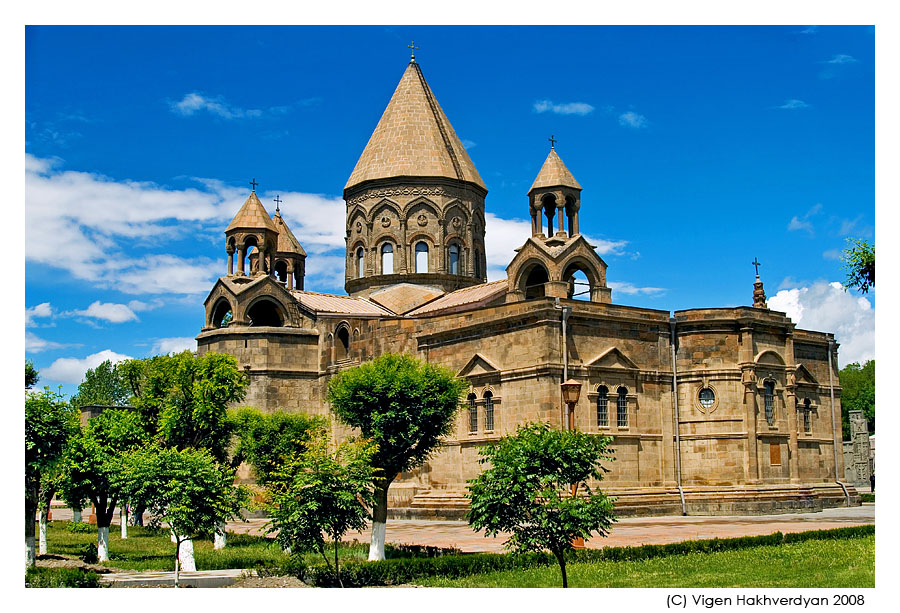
(226, 191, 278, 233)
(273, 210, 306, 256)
(344, 61, 486, 193)
(529, 148, 582, 193)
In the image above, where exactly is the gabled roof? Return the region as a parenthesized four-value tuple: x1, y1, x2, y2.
(273, 211, 307, 256)
(369, 283, 444, 315)
(226, 192, 278, 233)
(290, 290, 394, 317)
(529, 148, 582, 193)
(345, 61, 486, 192)
(407, 280, 507, 317)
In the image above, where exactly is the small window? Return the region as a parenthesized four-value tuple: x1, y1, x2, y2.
(356, 247, 365, 278)
(449, 244, 460, 275)
(617, 386, 628, 427)
(699, 387, 715, 410)
(484, 391, 494, 431)
(336, 327, 350, 361)
(764, 381, 775, 425)
(381, 243, 394, 275)
(468, 393, 477, 433)
(597, 386, 608, 428)
(803, 398, 811, 433)
(415, 241, 429, 273)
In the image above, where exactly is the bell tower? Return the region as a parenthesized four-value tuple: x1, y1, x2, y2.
(343, 57, 487, 297)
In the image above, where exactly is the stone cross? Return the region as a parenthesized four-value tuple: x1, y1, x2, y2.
(273, 195, 282, 213)
(548, 134, 557, 149)
(249, 178, 258, 192)
(408, 41, 419, 60)
(752, 257, 761, 277)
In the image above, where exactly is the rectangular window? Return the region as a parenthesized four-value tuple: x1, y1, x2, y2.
(764, 382, 775, 425)
(803, 410, 811, 433)
(617, 391, 628, 428)
(484, 394, 494, 431)
(597, 395, 608, 427)
(468, 395, 477, 433)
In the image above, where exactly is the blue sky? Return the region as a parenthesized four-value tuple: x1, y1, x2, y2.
(24, 25, 875, 394)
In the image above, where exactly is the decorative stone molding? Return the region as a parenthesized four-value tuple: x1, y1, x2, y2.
(347, 186, 446, 206)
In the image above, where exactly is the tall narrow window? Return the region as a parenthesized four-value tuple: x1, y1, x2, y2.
(415, 241, 429, 273)
(381, 243, 394, 275)
(468, 393, 477, 433)
(484, 391, 494, 431)
(474, 248, 482, 278)
(336, 327, 350, 361)
(356, 247, 365, 278)
(764, 381, 775, 425)
(617, 386, 628, 427)
(803, 398, 811, 433)
(449, 244, 460, 275)
(597, 386, 609, 427)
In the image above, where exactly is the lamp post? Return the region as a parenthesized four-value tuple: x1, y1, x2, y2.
(560, 379, 585, 549)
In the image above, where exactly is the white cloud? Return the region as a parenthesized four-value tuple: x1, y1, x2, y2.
(461, 139, 477, 149)
(787, 203, 822, 235)
(151, 337, 197, 355)
(533, 100, 595, 116)
(26, 302, 54, 327)
(170, 93, 263, 120)
(72, 301, 139, 323)
(25, 331, 70, 353)
(825, 54, 858, 65)
(42, 349, 133, 384)
(799, 26, 819, 34)
(777, 99, 810, 110)
(303, 255, 348, 292)
(618, 111, 648, 128)
(607, 281, 666, 296)
(768, 281, 874, 368)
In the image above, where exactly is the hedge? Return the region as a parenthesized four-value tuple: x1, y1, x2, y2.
(25, 567, 101, 588)
(278, 524, 874, 587)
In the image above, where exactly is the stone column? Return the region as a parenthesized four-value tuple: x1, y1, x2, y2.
(743, 368, 760, 484)
(236, 245, 246, 276)
(226, 246, 234, 275)
(399, 218, 408, 274)
(437, 219, 446, 273)
(785, 372, 800, 484)
(286, 261, 294, 290)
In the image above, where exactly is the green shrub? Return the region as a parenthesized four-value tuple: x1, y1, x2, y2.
(782, 525, 873, 544)
(26, 567, 101, 588)
(65, 522, 94, 534)
(78, 543, 98, 564)
(860, 493, 874, 503)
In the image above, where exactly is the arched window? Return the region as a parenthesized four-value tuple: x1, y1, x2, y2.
(484, 390, 494, 431)
(449, 244, 460, 275)
(336, 326, 350, 361)
(468, 393, 477, 433)
(474, 248, 482, 278)
(211, 299, 233, 328)
(523, 264, 549, 299)
(356, 247, 365, 278)
(247, 299, 283, 327)
(415, 241, 429, 273)
(803, 398, 811, 433)
(381, 243, 394, 275)
(764, 381, 775, 425)
(597, 385, 609, 427)
(617, 386, 628, 427)
(274, 260, 288, 284)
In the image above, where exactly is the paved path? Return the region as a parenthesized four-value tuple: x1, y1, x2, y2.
(49, 503, 874, 554)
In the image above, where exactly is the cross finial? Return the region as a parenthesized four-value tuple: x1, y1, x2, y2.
(548, 134, 557, 149)
(752, 257, 761, 277)
(249, 178, 258, 193)
(408, 40, 419, 62)
(273, 195, 282, 214)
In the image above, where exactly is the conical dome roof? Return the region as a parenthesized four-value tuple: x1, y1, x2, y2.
(345, 61, 486, 192)
(529, 149, 582, 193)
(226, 192, 278, 233)
(273, 211, 307, 256)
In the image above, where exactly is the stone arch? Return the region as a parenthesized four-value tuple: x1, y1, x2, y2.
(335, 322, 351, 361)
(755, 350, 786, 366)
(349, 239, 368, 279)
(540, 193, 558, 236)
(209, 297, 233, 328)
(561, 256, 602, 301)
(369, 198, 402, 228)
(379, 239, 396, 275)
(246, 296, 285, 327)
(518, 260, 551, 299)
(409, 233, 434, 273)
(447, 240, 464, 275)
(403, 196, 440, 221)
(273, 259, 289, 284)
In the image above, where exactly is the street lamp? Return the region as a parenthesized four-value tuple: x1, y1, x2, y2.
(560, 378, 585, 549)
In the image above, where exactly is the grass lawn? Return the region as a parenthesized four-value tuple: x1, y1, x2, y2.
(41, 521, 370, 571)
(417, 536, 875, 588)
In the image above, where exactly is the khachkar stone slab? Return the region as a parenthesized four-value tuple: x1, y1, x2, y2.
(844, 410, 871, 487)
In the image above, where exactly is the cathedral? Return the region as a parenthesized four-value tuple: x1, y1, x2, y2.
(197, 55, 859, 517)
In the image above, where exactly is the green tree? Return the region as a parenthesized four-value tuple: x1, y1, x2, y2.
(467, 422, 617, 588)
(25, 360, 39, 388)
(842, 238, 874, 294)
(839, 360, 875, 438)
(25, 388, 77, 568)
(120, 446, 246, 587)
(327, 353, 466, 561)
(58, 408, 148, 561)
(70, 360, 130, 409)
(267, 429, 376, 586)
(228, 407, 325, 486)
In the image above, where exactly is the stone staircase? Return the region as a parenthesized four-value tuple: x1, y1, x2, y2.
(388, 489, 471, 520)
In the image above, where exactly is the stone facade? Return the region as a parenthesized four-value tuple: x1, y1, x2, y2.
(196, 57, 858, 517)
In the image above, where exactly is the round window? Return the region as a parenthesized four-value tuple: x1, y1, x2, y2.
(699, 387, 716, 409)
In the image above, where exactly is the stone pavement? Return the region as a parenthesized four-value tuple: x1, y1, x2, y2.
(99, 568, 248, 588)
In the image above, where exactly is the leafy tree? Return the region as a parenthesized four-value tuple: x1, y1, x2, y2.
(121, 446, 246, 587)
(839, 360, 875, 438)
(328, 353, 466, 561)
(267, 429, 376, 586)
(467, 422, 617, 588)
(228, 407, 326, 486)
(842, 238, 874, 294)
(25, 388, 77, 568)
(70, 360, 130, 409)
(25, 360, 39, 388)
(59, 409, 148, 561)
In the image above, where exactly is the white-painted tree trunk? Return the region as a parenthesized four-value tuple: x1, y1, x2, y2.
(73, 508, 82, 523)
(213, 521, 226, 550)
(368, 521, 386, 561)
(38, 510, 48, 555)
(120, 505, 128, 539)
(178, 538, 196, 571)
(97, 526, 110, 562)
(26, 536, 35, 569)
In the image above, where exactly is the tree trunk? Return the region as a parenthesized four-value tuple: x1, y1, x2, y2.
(334, 538, 343, 588)
(73, 508, 82, 523)
(368, 479, 391, 561)
(213, 521, 226, 549)
(38, 509, 48, 555)
(25, 500, 36, 569)
(179, 538, 196, 571)
(120, 504, 128, 540)
(553, 548, 568, 588)
(174, 538, 181, 588)
(97, 526, 110, 562)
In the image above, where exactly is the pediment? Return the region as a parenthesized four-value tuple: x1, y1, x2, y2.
(587, 347, 640, 371)
(755, 350, 786, 366)
(458, 353, 501, 378)
(795, 363, 819, 386)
